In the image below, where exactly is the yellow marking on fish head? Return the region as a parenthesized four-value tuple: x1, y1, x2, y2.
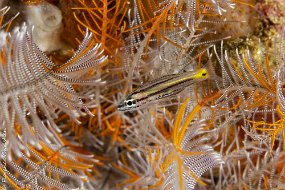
(192, 68, 208, 79)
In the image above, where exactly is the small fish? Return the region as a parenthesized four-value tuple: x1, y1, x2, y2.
(118, 63, 218, 111)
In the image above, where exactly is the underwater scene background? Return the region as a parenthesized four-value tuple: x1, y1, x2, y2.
(0, 0, 285, 189)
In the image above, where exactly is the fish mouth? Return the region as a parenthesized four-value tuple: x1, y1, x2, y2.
(117, 101, 126, 111)
(117, 102, 137, 112)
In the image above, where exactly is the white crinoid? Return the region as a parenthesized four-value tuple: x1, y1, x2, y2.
(0, 22, 107, 189)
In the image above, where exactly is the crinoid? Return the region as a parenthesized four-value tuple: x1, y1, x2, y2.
(2, 0, 285, 189)
(161, 97, 224, 189)
(0, 23, 107, 189)
(0, 6, 19, 31)
(195, 31, 285, 189)
(73, 0, 128, 55)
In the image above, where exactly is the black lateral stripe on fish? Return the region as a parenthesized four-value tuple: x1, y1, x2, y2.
(132, 74, 177, 93)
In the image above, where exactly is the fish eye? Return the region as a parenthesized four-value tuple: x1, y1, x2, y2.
(202, 72, 207, 76)
(127, 100, 133, 106)
(125, 99, 136, 107)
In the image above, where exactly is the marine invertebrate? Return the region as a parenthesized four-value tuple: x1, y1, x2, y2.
(0, 23, 106, 143)
(115, 96, 223, 189)
(73, 0, 128, 55)
(0, 23, 107, 189)
(161, 97, 224, 189)
(197, 32, 285, 189)
(123, 0, 238, 57)
(211, 38, 282, 146)
(25, 1, 64, 51)
(0, 144, 94, 189)
(0, 6, 19, 30)
(1, 0, 285, 189)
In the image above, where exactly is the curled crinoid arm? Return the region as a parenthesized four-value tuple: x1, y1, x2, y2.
(0, 23, 107, 189)
(161, 97, 224, 190)
(203, 31, 285, 189)
(0, 143, 94, 189)
(0, 23, 107, 124)
(211, 40, 279, 123)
